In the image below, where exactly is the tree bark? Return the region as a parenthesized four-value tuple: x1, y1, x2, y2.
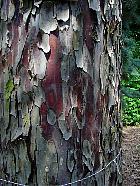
(0, 0, 122, 185)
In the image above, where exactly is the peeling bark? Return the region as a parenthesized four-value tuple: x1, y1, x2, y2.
(0, 0, 122, 185)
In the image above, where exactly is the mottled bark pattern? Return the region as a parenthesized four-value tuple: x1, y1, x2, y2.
(0, 0, 122, 185)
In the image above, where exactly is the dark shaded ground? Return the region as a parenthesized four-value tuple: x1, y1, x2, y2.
(122, 126, 140, 186)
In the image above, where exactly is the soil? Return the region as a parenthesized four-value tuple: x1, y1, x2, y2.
(122, 126, 140, 186)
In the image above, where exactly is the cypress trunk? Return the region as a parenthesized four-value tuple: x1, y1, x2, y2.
(0, 0, 122, 185)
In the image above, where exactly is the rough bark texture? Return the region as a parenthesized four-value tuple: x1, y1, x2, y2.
(0, 0, 122, 185)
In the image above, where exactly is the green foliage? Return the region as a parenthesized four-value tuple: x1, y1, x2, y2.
(121, 35, 140, 125)
(121, 0, 140, 125)
(133, 41, 140, 58)
(121, 34, 136, 77)
(121, 36, 140, 125)
(122, 96, 140, 126)
(122, 0, 140, 32)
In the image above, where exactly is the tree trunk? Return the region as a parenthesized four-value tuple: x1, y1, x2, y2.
(0, 0, 122, 185)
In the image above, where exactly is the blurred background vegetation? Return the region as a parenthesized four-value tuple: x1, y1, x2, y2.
(122, 0, 140, 126)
